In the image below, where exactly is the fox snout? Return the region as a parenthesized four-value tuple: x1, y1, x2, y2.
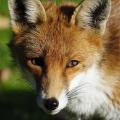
(37, 89, 68, 115)
(35, 62, 68, 114)
(37, 95, 59, 112)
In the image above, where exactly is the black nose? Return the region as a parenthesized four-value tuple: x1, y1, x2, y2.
(44, 98, 59, 111)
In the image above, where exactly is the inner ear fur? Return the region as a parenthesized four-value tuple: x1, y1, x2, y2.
(71, 0, 111, 34)
(8, 0, 46, 33)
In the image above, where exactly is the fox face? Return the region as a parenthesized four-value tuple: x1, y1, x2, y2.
(8, 0, 112, 117)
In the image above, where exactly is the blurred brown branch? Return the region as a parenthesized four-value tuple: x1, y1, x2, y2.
(0, 68, 11, 83)
(0, 15, 9, 29)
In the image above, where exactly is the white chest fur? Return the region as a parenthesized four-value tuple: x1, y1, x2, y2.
(67, 65, 113, 119)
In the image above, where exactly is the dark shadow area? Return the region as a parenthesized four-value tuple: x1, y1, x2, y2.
(0, 90, 59, 120)
(0, 89, 106, 120)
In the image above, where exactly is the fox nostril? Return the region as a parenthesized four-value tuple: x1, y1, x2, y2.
(44, 98, 59, 111)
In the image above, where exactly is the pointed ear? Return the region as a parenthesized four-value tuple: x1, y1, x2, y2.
(71, 0, 111, 34)
(8, 0, 46, 33)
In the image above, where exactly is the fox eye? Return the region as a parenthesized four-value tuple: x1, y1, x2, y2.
(66, 60, 80, 68)
(31, 57, 44, 67)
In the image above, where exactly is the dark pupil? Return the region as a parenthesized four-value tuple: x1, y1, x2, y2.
(68, 60, 79, 67)
(32, 57, 44, 67)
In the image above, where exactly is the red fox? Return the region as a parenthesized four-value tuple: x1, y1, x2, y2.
(8, 0, 120, 119)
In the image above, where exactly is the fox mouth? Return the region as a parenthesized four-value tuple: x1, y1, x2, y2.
(45, 108, 62, 115)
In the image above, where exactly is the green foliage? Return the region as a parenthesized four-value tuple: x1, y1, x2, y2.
(0, 0, 8, 16)
(0, 29, 11, 68)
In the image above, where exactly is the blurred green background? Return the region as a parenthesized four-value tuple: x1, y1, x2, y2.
(0, 0, 81, 120)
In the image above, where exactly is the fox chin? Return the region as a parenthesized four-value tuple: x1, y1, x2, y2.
(8, 0, 120, 119)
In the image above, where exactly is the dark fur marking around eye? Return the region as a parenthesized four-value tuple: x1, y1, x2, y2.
(89, 0, 108, 28)
(36, 57, 45, 67)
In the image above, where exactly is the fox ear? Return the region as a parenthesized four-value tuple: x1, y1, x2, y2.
(8, 0, 46, 33)
(71, 0, 111, 34)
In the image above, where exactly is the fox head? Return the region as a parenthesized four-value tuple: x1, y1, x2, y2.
(8, 0, 111, 115)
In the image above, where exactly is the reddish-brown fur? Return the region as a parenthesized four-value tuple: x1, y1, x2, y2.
(102, 0, 120, 105)
(9, 0, 120, 111)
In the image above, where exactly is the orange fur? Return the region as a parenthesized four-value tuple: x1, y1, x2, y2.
(9, 0, 120, 118)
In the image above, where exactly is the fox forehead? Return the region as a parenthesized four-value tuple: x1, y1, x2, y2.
(15, 22, 101, 60)
(11, 3, 102, 59)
